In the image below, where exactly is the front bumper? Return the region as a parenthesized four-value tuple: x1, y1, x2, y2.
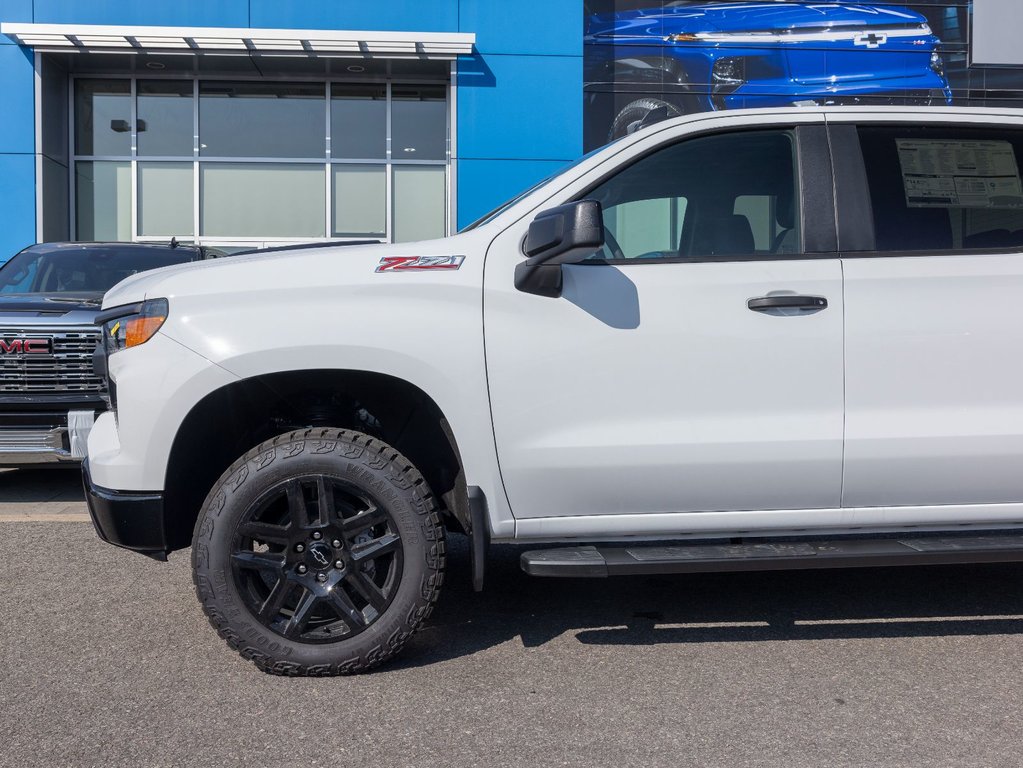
(83, 459, 168, 561)
(0, 409, 98, 466)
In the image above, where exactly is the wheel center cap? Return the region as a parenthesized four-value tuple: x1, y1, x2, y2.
(307, 542, 334, 570)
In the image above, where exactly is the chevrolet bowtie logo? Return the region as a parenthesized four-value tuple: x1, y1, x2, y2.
(854, 32, 888, 49)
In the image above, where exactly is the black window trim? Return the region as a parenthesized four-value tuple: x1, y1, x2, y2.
(561, 122, 839, 266)
(828, 119, 1023, 259)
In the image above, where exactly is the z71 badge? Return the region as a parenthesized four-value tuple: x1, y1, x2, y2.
(376, 255, 465, 273)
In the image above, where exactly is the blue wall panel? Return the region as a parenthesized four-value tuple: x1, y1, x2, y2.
(457, 158, 569, 230)
(0, 43, 34, 154)
(457, 53, 582, 162)
(250, 1, 458, 32)
(460, 0, 581, 56)
(0, 0, 587, 244)
(0, 0, 33, 31)
(33, 0, 249, 27)
(0, 153, 34, 257)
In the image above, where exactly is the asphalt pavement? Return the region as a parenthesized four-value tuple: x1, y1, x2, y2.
(2, 468, 1023, 767)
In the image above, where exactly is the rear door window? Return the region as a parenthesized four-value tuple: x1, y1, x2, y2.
(858, 125, 1023, 253)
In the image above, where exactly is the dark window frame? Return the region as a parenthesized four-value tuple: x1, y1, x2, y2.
(829, 120, 1023, 258)
(560, 123, 838, 266)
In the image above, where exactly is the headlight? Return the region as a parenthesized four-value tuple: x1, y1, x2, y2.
(930, 50, 944, 77)
(99, 298, 169, 354)
(712, 57, 746, 87)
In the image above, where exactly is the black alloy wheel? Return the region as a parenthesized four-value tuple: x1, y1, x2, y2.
(231, 475, 402, 643)
(193, 428, 446, 675)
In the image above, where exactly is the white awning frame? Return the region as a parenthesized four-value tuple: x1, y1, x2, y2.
(0, 22, 475, 59)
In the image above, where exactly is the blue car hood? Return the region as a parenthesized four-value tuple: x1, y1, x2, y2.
(589, 2, 929, 36)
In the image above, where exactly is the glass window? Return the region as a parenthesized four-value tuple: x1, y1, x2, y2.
(201, 163, 325, 238)
(0, 246, 203, 294)
(331, 85, 386, 159)
(585, 130, 799, 260)
(604, 197, 687, 260)
(735, 195, 798, 255)
(139, 162, 194, 237)
(0, 254, 38, 293)
(70, 77, 450, 246)
(391, 85, 447, 161)
(75, 80, 131, 156)
(393, 166, 446, 242)
(199, 82, 325, 158)
(858, 126, 1023, 252)
(75, 161, 131, 241)
(138, 80, 194, 157)
(333, 165, 386, 237)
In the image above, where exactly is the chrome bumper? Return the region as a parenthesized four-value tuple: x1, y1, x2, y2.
(0, 410, 96, 465)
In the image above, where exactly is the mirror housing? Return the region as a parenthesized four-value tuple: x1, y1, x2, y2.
(516, 200, 604, 298)
(523, 200, 604, 266)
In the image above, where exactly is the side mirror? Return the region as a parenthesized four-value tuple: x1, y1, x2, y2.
(516, 200, 604, 297)
(523, 200, 604, 265)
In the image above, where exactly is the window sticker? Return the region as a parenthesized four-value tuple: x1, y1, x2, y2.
(896, 139, 1023, 209)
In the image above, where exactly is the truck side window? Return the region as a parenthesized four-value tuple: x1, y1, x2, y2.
(858, 125, 1023, 253)
(586, 130, 800, 261)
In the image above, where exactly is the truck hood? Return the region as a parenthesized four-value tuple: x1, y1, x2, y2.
(102, 237, 476, 308)
(0, 293, 103, 327)
(589, 2, 929, 37)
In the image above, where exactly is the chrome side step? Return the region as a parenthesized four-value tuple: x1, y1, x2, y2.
(520, 535, 1023, 577)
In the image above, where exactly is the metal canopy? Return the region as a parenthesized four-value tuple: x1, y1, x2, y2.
(0, 22, 475, 59)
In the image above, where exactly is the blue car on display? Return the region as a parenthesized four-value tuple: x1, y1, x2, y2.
(586, 2, 954, 139)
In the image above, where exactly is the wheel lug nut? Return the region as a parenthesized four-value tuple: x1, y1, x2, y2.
(335, 560, 344, 569)
(297, 564, 307, 574)
(295, 544, 305, 553)
(312, 531, 322, 540)
(317, 573, 327, 582)
(332, 539, 342, 548)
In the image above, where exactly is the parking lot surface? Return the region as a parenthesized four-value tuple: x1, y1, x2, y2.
(3, 468, 1023, 767)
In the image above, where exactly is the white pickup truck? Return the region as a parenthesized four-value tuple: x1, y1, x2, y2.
(85, 106, 1023, 675)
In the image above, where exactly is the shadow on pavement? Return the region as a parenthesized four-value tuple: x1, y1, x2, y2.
(6, 468, 1021, 667)
(393, 536, 1023, 668)
(0, 466, 84, 503)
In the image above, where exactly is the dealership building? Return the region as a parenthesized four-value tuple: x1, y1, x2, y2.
(0, 0, 581, 258)
(0, 0, 1020, 261)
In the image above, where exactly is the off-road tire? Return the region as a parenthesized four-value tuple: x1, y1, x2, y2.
(609, 97, 684, 141)
(192, 428, 445, 675)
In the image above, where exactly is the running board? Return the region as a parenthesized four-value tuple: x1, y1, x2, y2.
(520, 535, 1023, 577)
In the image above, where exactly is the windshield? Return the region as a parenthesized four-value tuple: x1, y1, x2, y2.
(0, 246, 202, 295)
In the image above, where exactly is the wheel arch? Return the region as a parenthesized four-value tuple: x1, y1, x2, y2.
(162, 368, 471, 552)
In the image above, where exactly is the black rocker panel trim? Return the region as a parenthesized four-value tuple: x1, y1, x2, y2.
(521, 534, 1023, 577)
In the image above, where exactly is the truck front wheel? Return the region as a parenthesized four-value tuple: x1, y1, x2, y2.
(609, 97, 684, 140)
(192, 428, 446, 675)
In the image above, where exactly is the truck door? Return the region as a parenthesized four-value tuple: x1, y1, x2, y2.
(833, 119, 1023, 507)
(484, 123, 845, 521)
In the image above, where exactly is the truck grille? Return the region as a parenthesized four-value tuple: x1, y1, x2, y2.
(0, 326, 105, 395)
